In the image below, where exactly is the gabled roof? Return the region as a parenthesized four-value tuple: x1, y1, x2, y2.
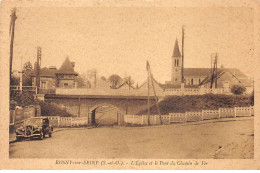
(31, 67, 57, 78)
(173, 39, 181, 57)
(199, 68, 251, 87)
(56, 57, 78, 75)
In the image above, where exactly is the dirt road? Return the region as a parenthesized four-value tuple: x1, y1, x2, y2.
(9, 117, 254, 159)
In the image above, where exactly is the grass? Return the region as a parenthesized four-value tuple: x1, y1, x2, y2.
(137, 94, 253, 115)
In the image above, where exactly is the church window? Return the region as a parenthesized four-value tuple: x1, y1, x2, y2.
(175, 59, 177, 66)
(191, 79, 194, 85)
(177, 59, 179, 66)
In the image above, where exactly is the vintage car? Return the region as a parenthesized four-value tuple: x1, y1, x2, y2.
(15, 117, 53, 140)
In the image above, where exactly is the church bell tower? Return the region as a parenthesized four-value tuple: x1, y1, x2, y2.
(171, 38, 182, 85)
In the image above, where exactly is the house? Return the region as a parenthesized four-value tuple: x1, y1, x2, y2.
(31, 57, 78, 92)
(199, 68, 253, 93)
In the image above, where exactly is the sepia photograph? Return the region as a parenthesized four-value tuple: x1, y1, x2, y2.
(0, 0, 259, 170)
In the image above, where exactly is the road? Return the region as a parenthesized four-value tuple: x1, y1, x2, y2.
(9, 117, 254, 159)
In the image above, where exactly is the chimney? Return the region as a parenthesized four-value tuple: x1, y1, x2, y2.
(49, 66, 57, 70)
(71, 62, 75, 68)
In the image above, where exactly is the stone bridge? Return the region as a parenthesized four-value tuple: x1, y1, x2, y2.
(44, 94, 157, 125)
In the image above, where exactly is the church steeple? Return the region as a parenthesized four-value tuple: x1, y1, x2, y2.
(171, 38, 182, 85)
(173, 38, 181, 58)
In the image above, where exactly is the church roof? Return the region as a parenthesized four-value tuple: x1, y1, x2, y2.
(173, 39, 181, 57)
(56, 57, 78, 75)
(183, 68, 247, 78)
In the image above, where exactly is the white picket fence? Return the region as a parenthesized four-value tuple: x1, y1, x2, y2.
(47, 116, 88, 127)
(125, 106, 254, 125)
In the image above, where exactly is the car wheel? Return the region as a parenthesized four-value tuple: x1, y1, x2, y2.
(49, 132, 52, 137)
(39, 131, 44, 140)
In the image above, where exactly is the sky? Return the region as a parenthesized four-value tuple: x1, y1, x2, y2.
(5, 6, 255, 84)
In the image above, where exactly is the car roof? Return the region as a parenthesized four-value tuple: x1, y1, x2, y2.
(28, 117, 48, 119)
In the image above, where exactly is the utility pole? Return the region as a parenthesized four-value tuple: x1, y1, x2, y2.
(146, 61, 162, 124)
(18, 56, 23, 93)
(181, 25, 185, 83)
(36, 47, 41, 94)
(210, 53, 218, 88)
(9, 8, 17, 84)
(129, 76, 131, 90)
(215, 53, 218, 88)
(146, 61, 150, 125)
(94, 70, 97, 88)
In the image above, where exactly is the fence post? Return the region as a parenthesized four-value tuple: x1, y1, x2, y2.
(57, 116, 60, 127)
(217, 109, 220, 119)
(70, 117, 72, 127)
(201, 110, 204, 121)
(234, 107, 237, 118)
(169, 114, 171, 124)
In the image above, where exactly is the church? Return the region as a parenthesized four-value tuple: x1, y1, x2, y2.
(164, 39, 253, 92)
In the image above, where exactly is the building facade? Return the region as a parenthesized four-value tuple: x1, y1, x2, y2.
(32, 57, 78, 92)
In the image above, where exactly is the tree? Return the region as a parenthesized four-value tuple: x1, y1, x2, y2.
(10, 74, 19, 85)
(231, 85, 246, 95)
(22, 61, 33, 86)
(108, 74, 122, 88)
(75, 75, 86, 88)
(101, 76, 106, 81)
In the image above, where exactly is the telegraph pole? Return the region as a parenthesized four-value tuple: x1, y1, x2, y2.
(18, 56, 23, 93)
(147, 61, 150, 125)
(36, 47, 42, 94)
(215, 54, 218, 88)
(181, 25, 185, 83)
(9, 8, 17, 84)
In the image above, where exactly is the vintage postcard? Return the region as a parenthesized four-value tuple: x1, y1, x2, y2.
(0, 0, 259, 170)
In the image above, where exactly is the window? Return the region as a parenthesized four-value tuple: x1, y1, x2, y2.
(175, 59, 177, 66)
(64, 83, 69, 87)
(191, 79, 194, 85)
(177, 59, 179, 66)
(41, 81, 47, 89)
(199, 79, 201, 84)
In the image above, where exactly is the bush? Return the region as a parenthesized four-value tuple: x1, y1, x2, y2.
(231, 85, 246, 95)
(137, 94, 252, 115)
(39, 101, 73, 117)
(10, 91, 37, 107)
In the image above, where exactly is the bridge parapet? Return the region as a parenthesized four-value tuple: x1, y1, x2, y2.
(55, 88, 165, 97)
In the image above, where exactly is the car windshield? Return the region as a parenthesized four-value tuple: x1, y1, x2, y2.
(24, 118, 42, 125)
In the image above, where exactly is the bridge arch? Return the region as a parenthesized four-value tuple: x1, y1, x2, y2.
(88, 103, 123, 126)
